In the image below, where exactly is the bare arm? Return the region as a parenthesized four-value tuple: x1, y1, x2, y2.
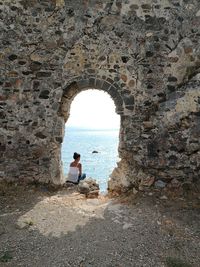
(78, 163, 82, 175)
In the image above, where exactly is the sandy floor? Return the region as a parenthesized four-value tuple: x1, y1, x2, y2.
(0, 182, 199, 267)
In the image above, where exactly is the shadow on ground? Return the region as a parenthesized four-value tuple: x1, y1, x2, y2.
(0, 182, 199, 267)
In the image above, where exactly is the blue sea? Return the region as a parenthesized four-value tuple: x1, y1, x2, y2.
(61, 127, 120, 192)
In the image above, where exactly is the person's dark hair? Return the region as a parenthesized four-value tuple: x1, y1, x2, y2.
(73, 152, 80, 160)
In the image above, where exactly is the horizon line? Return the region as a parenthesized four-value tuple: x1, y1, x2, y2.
(65, 126, 119, 131)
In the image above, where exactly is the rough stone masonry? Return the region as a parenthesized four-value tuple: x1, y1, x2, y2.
(0, 0, 200, 191)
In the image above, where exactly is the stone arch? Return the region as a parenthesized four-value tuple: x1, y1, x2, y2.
(58, 75, 132, 190)
(59, 75, 125, 122)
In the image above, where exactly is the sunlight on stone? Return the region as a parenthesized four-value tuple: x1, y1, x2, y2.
(17, 193, 110, 237)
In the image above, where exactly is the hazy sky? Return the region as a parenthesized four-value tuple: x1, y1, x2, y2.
(66, 89, 120, 129)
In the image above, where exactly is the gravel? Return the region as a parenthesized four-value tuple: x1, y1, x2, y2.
(0, 183, 199, 267)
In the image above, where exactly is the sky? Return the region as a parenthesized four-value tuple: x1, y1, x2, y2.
(66, 89, 120, 129)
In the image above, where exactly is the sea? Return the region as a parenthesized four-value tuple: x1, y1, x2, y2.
(61, 127, 120, 192)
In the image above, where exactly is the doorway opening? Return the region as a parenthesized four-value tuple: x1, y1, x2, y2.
(61, 89, 120, 192)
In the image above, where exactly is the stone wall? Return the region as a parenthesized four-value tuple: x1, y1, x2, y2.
(0, 0, 200, 190)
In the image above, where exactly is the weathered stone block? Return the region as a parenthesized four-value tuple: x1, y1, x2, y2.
(30, 61, 42, 71)
(77, 79, 89, 89)
(36, 72, 52, 78)
(39, 90, 50, 99)
(35, 132, 47, 139)
(147, 142, 158, 158)
(8, 54, 17, 61)
(102, 81, 111, 91)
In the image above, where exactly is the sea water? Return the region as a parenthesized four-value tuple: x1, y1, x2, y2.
(61, 127, 120, 192)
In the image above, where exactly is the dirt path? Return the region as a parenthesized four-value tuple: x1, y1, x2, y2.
(0, 183, 199, 267)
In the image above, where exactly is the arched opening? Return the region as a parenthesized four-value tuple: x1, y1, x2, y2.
(58, 76, 134, 191)
(61, 89, 120, 191)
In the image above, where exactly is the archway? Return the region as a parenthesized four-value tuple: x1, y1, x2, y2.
(61, 89, 120, 191)
(58, 76, 134, 191)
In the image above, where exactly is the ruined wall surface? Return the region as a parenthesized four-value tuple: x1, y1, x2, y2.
(0, 0, 200, 190)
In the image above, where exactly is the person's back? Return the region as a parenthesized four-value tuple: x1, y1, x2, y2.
(68, 165, 79, 183)
(66, 152, 86, 184)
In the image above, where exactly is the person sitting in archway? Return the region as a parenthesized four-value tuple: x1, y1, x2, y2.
(67, 152, 86, 184)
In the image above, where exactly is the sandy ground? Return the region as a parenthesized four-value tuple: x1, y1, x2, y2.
(0, 182, 199, 267)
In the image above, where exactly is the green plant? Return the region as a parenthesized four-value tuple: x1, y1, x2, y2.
(0, 251, 13, 263)
(25, 219, 34, 226)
